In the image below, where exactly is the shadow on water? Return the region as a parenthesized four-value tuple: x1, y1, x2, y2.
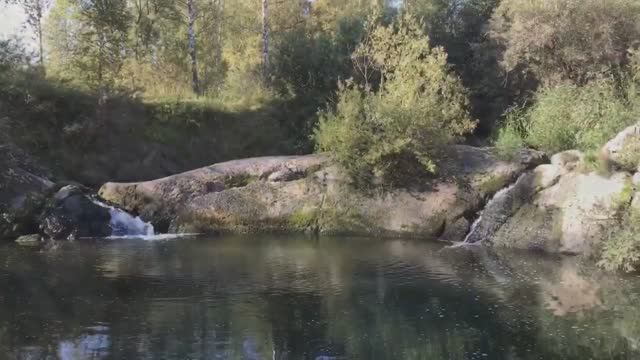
(0, 236, 639, 359)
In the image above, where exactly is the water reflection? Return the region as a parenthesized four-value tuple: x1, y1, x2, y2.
(0, 237, 639, 359)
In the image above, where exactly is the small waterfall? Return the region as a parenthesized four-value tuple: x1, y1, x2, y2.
(463, 181, 521, 244)
(108, 208, 155, 237)
(463, 215, 484, 243)
(91, 199, 155, 237)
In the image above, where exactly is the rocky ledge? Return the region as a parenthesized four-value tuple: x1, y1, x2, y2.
(99, 145, 546, 239)
(465, 122, 640, 256)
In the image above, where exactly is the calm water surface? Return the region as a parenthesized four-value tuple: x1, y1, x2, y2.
(1, 236, 640, 359)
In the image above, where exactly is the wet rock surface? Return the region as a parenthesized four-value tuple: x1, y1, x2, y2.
(40, 185, 111, 240)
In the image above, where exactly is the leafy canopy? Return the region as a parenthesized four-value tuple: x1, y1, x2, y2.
(490, 0, 640, 86)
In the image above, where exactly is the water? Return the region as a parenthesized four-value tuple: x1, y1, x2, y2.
(1, 236, 639, 360)
(91, 199, 155, 237)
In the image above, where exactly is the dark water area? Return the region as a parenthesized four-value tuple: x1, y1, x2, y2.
(1, 236, 640, 360)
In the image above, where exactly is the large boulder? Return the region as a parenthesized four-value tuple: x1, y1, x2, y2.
(99, 146, 545, 238)
(41, 185, 111, 240)
(472, 148, 632, 255)
(0, 139, 55, 241)
(602, 122, 640, 171)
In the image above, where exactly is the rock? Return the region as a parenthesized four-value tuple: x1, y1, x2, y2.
(462, 163, 563, 245)
(99, 146, 545, 239)
(440, 217, 470, 241)
(15, 233, 41, 245)
(533, 164, 563, 190)
(41, 185, 111, 240)
(490, 171, 631, 255)
(602, 122, 640, 170)
(550, 150, 585, 172)
(631, 192, 640, 212)
(632, 171, 640, 186)
(0, 138, 55, 241)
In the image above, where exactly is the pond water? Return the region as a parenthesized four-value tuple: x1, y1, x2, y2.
(1, 236, 640, 360)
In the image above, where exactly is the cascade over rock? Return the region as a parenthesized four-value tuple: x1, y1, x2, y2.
(99, 146, 546, 238)
(463, 121, 640, 256)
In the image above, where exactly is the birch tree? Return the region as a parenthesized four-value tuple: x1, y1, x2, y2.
(261, 0, 269, 79)
(3, 0, 52, 67)
(186, 0, 200, 94)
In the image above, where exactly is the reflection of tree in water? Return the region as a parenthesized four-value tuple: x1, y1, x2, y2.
(1, 238, 640, 359)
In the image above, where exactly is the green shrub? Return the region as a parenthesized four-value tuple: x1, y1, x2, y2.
(494, 104, 529, 160)
(598, 210, 640, 273)
(314, 15, 475, 185)
(494, 126, 524, 161)
(503, 80, 637, 154)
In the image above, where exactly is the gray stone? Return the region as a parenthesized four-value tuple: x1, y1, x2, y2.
(632, 172, 640, 186)
(550, 150, 585, 172)
(0, 141, 55, 240)
(100, 146, 546, 238)
(15, 233, 41, 245)
(602, 122, 640, 169)
(41, 186, 111, 240)
(491, 171, 630, 255)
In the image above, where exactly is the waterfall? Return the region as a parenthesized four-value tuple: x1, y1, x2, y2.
(463, 181, 521, 244)
(463, 215, 483, 243)
(91, 199, 155, 237)
(108, 207, 155, 237)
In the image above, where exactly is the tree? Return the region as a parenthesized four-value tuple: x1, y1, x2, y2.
(186, 0, 200, 94)
(3, 0, 52, 67)
(261, 0, 269, 79)
(314, 14, 476, 184)
(489, 0, 640, 86)
(76, 0, 132, 93)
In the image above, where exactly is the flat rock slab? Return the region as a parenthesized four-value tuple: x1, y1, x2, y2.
(100, 147, 545, 238)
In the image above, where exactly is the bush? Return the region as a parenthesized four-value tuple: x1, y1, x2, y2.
(501, 80, 637, 154)
(598, 210, 640, 273)
(314, 15, 476, 185)
(494, 126, 524, 161)
(494, 104, 529, 160)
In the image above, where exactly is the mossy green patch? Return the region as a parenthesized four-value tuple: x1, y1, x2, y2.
(288, 209, 320, 231)
(223, 174, 257, 189)
(477, 173, 511, 196)
(613, 178, 634, 213)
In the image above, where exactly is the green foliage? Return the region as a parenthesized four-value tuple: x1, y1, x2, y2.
(314, 15, 475, 184)
(490, 0, 640, 86)
(494, 104, 528, 160)
(0, 69, 292, 184)
(0, 38, 32, 71)
(598, 210, 640, 273)
(494, 126, 524, 161)
(504, 80, 637, 154)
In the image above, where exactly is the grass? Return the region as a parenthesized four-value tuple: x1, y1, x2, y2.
(0, 69, 297, 185)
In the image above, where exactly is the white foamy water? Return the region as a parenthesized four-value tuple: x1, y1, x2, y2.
(463, 182, 519, 244)
(108, 208, 155, 237)
(91, 199, 155, 237)
(105, 233, 200, 241)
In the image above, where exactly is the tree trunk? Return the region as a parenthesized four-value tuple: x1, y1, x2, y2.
(261, 0, 269, 80)
(36, 2, 44, 71)
(37, 21, 44, 67)
(187, 0, 200, 95)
